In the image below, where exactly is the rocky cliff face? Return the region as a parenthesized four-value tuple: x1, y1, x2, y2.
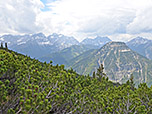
(67, 42, 152, 86)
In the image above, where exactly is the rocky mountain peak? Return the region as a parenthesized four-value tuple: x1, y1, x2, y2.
(127, 37, 151, 45)
(99, 41, 129, 52)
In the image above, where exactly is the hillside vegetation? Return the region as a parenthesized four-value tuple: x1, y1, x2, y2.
(0, 48, 152, 114)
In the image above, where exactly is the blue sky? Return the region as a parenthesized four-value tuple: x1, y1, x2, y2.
(40, 0, 54, 11)
(0, 0, 152, 41)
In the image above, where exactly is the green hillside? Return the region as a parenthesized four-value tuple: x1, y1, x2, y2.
(67, 42, 152, 87)
(39, 44, 99, 65)
(0, 47, 152, 113)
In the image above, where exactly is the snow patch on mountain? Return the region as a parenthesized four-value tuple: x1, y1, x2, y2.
(38, 41, 51, 45)
(59, 34, 63, 38)
(0, 37, 4, 41)
(51, 36, 54, 38)
(127, 37, 151, 46)
(17, 42, 26, 45)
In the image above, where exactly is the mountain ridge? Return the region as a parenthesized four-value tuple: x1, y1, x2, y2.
(81, 36, 111, 47)
(67, 41, 152, 87)
(0, 33, 79, 58)
(0, 33, 112, 59)
(127, 37, 152, 60)
(1, 33, 152, 64)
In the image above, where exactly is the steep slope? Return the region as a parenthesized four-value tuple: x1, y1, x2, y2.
(67, 42, 152, 86)
(39, 44, 99, 64)
(127, 37, 152, 60)
(1, 48, 152, 114)
(81, 36, 111, 47)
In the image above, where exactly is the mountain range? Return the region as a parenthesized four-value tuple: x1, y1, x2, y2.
(0, 33, 79, 58)
(39, 36, 152, 67)
(127, 37, 152, 60)
(67, 42, 152, 86)
(39, 36, 112, 64)
(1, 33, 152, 61)
(0, 33, 152, 86)
(0, 33, 112, 59)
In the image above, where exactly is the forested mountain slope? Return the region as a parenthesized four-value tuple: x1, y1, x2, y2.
(0, 47, 152, 113)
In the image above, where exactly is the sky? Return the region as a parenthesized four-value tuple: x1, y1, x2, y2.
(0, 0, 152, 41)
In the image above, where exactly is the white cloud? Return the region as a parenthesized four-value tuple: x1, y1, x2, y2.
(39, 0, 152, 41)
(127, 5, 152, 34)
(1, 0, 152, 41)
(0, 0, 43, 34)
(78, 10, 135, 35)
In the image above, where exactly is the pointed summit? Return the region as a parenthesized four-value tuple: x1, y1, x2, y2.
(31, 33, 46, 38)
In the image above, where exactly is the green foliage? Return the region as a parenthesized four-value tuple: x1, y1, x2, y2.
(96, 64, 106, 81)
(0, 48, 152, 113)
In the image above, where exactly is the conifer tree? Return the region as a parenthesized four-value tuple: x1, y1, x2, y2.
(96, 64, 106, 81)
(5, 42, 8, 49)
(93, 71, 96, 78)
(130, 74, 135, 90)
(1, 42, 3, 48)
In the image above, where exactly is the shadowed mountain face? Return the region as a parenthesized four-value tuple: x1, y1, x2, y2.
(39, 44, 99, 65)
(0, 33, 112, 59)
(0, 33, 79, 58)
(127, 37, 152, 60)
(67, 42, 152, 86)
(38, 36, 112, 65)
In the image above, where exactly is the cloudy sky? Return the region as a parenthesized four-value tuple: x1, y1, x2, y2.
(0, 0, 152, 41)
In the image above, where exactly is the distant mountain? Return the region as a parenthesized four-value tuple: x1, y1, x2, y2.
(39, 44, 99, 65)
(67, 41, 152, 86)
(39, 36, 112, 65)
(127, 37, 152, 60)
(47, 33, 79, 50)
(0, 33, 79, 58)
(0, 34, 112, 59)
(81, 36, 111, 47)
